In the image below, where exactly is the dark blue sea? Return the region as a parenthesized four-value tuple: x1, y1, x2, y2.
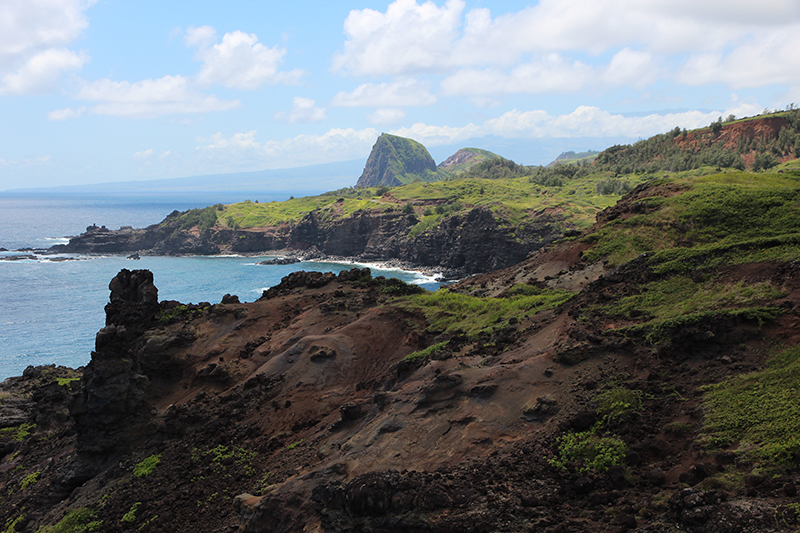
(0, 194, 440, 381)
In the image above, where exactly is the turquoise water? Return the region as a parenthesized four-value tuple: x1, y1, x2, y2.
(0, 194, 438, 381)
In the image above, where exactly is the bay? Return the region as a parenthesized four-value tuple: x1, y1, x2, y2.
(0, 194, 440, 381)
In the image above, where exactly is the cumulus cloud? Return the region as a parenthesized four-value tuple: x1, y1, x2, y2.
(195, 127, 380, 170)
(0, 0, 94, 60)
(367, 108, 406, 126)
(0, 48, 87, 95)
(0, 0, 94, 95)
(390, 106, 735, 147)
(274, 97, 327, 123)
(48, 106, 86, 120)
(677, 29, 800, 88)
(72, 75, 240, 118)
(332, 79, 436, 107)
(186, 25, 304, 89)
(441, 55, 594, 96)
(332, 0, 465, 76)
(333, 0, 800, 97)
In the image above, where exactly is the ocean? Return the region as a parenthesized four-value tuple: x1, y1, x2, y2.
(0, 194, 440, 381)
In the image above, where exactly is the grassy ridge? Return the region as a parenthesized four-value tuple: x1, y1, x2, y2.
(176, 172, 643, 236)
(582, 167, 800, 265)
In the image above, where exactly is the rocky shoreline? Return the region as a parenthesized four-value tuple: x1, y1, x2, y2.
(47, 203, 567, 278)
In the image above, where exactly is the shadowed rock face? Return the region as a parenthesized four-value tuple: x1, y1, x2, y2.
(72, 269, 160, 454)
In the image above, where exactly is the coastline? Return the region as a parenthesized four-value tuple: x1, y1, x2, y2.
(6, 243, 461, 283)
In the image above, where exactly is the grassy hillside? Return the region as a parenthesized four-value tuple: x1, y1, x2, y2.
(172, 168, 645, 236)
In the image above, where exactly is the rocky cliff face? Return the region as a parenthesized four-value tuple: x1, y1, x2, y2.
(356, 133, 442, 187)
(55, 205, 567, 277)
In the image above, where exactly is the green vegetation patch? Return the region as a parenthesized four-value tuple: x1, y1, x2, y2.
(20, 471, 40, 490)
(595, 388, 643, 421)
(120, 502, 140, 524)
(593, 273, 785, 345)
(0, 423, 35, 442)
(618, 307, 781, 347)
(133, 454, 161, 478)
(158, 304, 208, 324)
(550, 425, 627, 473)
(582, 171, 800, 266)
(174, 204, 221, 231)
(3, 515, 24, 533)
(396, 287, 575, 338)
(700, 345, 800, 466)
(650, 233, 800, 275)
(402, 341, 449, 364)
(603, 275, 785, 323)
(36, 508, 102, 533)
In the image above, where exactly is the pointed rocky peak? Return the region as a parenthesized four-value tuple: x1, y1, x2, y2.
(356, 134, 443, 188)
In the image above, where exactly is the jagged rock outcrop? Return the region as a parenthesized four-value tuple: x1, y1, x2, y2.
(356, 133, 443, 187)
(71, 269, 160, 454)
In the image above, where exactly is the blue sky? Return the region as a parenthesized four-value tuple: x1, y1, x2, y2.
(1, 0, 800, 190)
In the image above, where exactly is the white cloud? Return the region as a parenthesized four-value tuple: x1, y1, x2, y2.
(274, 97, 327, 123)
(0, 48, 87, 95)
(48, 106, 86, 120)
(0, 0, 95, 60)
(332, 79, 436, 107)
(73, 75, 240, 118)
(195, 127, 380, 170)
(391, 106, 735, 147)
(601, 48, 658, 89)
(187, 26, 304, 90)
(441, 55, 595, 96)
(332, 0, 465, 75)
(132, 149, 153, 160)
(333, 0, 800, 97)
(677, 29, 800, 89)
(0, 0, 94, 95)
(367, 108, 406, 126)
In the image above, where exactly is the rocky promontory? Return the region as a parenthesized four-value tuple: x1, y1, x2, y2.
(52, 203, 570, 277)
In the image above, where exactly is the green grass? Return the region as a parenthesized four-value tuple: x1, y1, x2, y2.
(595, 388, 643, 420)
(395, 287, 575, 338)
(0, 423, 35, 442)
(402, 341, 449, 364)
(3, 515, 24, 533)
(581, 171, 800, 266)
(601, 276, 786, 322)
(173, 171, 644, 237)
(700, 345, 800, 466)
(36, 509, 102, 533)
(20, 471, 40, 490)
(617, 307, 782, 346)
(132, 454, 161, 478)
(120, 502, 140, 524)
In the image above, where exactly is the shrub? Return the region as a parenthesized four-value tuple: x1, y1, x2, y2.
(550, 426, 627, 472)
